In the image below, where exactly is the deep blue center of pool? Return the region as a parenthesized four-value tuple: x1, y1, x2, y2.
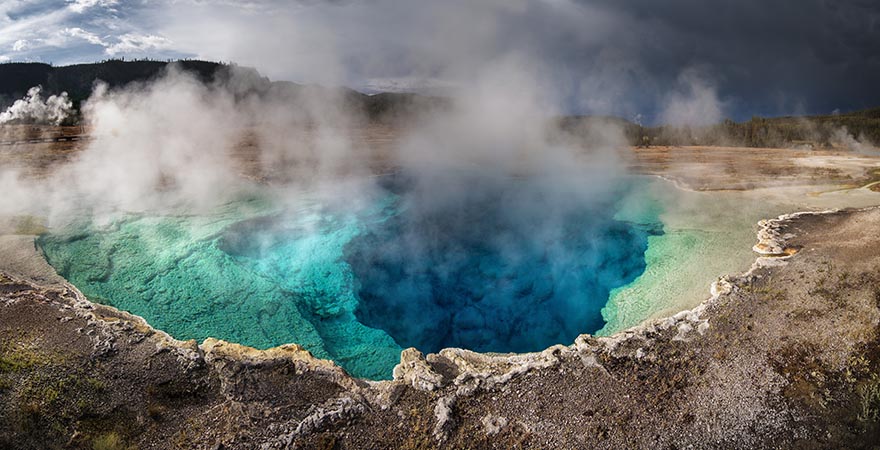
(38, 171, 658, 379)
(345, 172, 654, 355)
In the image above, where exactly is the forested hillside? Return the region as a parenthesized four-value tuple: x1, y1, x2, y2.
(561, 109, 880, 149)
(1, 59, 876, 149)
(0, 59, 446, 125)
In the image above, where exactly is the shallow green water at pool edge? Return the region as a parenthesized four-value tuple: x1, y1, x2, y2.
(37, 175, 661, 380)
(38, 174, 880, 379)
(37, 195, 405, 380)
(599, 177, 880, 335)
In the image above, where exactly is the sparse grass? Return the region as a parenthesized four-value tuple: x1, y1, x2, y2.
(92, 432, 130, 450)
(810, 284, 841, 304)
(1, 364, 129, 449)
(146, 402, 166, 421)
(756, 285, 787, 302)
(11, 215, 47, 235)
(0, 354, 33, 373)
(809, 265, 846, 304)
(401, 406, 435, 450)
(85, 377, 105, 391)
(742, 282, 787, 302)
(857, 374, 880, 423)
(171, 416, 201, 448)
(0, 342, 48, 374)
(20, 376, 66, 408)
(845, 355, 872, 383)
(314, 433, 339, 450)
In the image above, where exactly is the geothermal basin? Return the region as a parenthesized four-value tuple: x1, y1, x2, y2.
(37, 170, 661, 379)
(32, 147, 880, 381)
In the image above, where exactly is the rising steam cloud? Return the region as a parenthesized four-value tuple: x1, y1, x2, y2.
(0, 54, 630, 230)
(830, 126, 878, 155)
(659, 70, 724, 128)
(0, 86, 73, 125)
(0, 60, 634, 376)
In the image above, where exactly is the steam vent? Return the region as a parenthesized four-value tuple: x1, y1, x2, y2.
(3, 1, 880, 448)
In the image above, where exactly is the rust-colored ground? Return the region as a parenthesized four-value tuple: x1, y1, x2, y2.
(627, 145, 880, 190)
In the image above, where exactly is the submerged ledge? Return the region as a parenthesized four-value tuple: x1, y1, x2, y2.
(2, 205, 880, 448)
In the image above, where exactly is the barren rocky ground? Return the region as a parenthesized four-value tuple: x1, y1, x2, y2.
(4, 125, 880, 190)
(2, 203, 880, 449)
(627, 145, 880, 191)
(2, 130, 880, 448)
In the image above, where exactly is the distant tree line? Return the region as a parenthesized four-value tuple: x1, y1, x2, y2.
(0, 59, 227, 124)
(555, 109, 880, 150)
(1, 59, 878, 148)
(0, 59, 449, 127)
(627, 109, 880, 149)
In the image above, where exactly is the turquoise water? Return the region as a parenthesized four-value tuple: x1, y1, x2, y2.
(37, 174, 661, 379)
(346, 172, 659, 355)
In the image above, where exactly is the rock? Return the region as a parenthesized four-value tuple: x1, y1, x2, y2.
(392, 348, 445, 391)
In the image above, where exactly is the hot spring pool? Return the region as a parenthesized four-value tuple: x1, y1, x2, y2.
(37, 172, 663, 379)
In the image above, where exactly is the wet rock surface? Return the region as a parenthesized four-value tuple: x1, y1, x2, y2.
(1, 207, 880, 448)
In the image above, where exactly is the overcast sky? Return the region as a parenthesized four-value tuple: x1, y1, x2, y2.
(2, 0, 879, 122)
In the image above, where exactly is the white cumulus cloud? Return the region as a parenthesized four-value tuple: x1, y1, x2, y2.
(67, 0, 119, 14)
(105, 33, 171, 56)
(62, 27, 107, 46)
(12, 39, 29, 52)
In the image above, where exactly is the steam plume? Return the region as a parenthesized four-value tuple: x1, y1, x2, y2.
(0, 86, 73, 125)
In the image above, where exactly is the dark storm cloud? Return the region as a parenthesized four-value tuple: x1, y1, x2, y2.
(573, 0, 880, 119)
(4, 0, 879, 121)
